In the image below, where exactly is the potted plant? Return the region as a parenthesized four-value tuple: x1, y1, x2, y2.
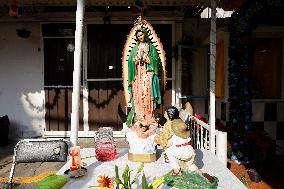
(244, 129, 275, 180)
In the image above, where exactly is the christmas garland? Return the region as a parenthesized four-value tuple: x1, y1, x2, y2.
(228, 0, 282, 162)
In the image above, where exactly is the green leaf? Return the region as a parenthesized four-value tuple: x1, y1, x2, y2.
(128, 172, 131, 189)
(115, 178, 122, 184)
(137, 163, 144, 174)
(131, 163, 144, 185)
(115, 165, 121, 189)
(115, 165, 119, 178)
(122, 165, 130, 187)
(142, 173, 148, 189)
(123, 165, 129, 178)
(123, 182, 129, 189)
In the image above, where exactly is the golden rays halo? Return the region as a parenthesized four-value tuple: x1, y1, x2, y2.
(122, 16, 167, 105)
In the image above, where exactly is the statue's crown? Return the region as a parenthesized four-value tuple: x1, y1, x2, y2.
(134, 16, 147, 29)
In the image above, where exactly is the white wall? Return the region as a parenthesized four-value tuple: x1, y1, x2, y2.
(0, 22, 44, 138)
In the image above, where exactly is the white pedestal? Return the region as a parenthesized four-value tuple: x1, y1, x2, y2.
(126, 130, 157, 162)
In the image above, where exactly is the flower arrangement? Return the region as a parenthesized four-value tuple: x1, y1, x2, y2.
(226, 127, 275, 175)
(89, 174, 114, 189)
(244, 129, 275, 172)
(114, 163, 144, 189)
(97, 175, 114, 189)
(245, 130, 274, 152)
(114, 163, 163, 189)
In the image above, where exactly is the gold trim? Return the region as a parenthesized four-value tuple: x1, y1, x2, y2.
(128, 153, 157, 163)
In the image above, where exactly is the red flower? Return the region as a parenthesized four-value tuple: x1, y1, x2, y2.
(245, 130, 273, 151)
(227, 143, 232, 149)
(97, 175, 114, 189)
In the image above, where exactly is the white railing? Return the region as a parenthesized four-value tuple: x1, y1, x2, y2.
(181, 113, 211, 151)
(189, 115, 211, 151)
(180, 109, 228, 165)
(180, 109, 210, 151)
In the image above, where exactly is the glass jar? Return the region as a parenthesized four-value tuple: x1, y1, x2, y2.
(94, 127, 117, 161)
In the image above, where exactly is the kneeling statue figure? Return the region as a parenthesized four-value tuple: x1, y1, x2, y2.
(154, 106, 200, 176)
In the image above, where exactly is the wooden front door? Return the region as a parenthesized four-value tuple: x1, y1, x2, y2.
(87, 24, 173, 131)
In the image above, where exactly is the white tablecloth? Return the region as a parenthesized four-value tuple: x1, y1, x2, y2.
(58, 148, 246, 189)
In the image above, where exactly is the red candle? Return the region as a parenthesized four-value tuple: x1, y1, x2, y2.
(70, 146, 81, 171)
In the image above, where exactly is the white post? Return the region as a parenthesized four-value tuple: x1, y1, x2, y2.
(171, 24, 176, 106)
(83, 82, 89, 132)
(172, 52, 176, 106)
(209, 0, 216, 154)
(70, 0, 85, 146)
(176, 45, 182, 109)
(83, 24, 89, 133)
(216, 131, 227, 165)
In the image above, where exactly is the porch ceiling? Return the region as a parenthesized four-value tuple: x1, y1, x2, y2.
(0, 0, 222, 7)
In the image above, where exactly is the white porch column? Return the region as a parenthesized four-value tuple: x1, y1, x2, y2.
(175, 22, 183, 108)
(71, 0, 85, 146)
(83, 24, 89, 133)
(176, 45, 182, 109)
(83, 81, 89, 132)
(209, 0, 216, 154)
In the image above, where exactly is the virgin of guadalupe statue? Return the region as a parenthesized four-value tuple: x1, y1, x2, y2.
(127, 28, 161, 127)
(122, 17, 167, 138)
(122, 18, 166, 162)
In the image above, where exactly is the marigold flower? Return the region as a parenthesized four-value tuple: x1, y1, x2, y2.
(97, 174, 114, 189)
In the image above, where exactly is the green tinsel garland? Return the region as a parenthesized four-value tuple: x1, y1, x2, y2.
(163, 172, 218, 189)
(228, 0, 283, 162)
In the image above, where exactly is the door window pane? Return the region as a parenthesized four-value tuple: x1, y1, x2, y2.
(44, 38, 74, 86)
